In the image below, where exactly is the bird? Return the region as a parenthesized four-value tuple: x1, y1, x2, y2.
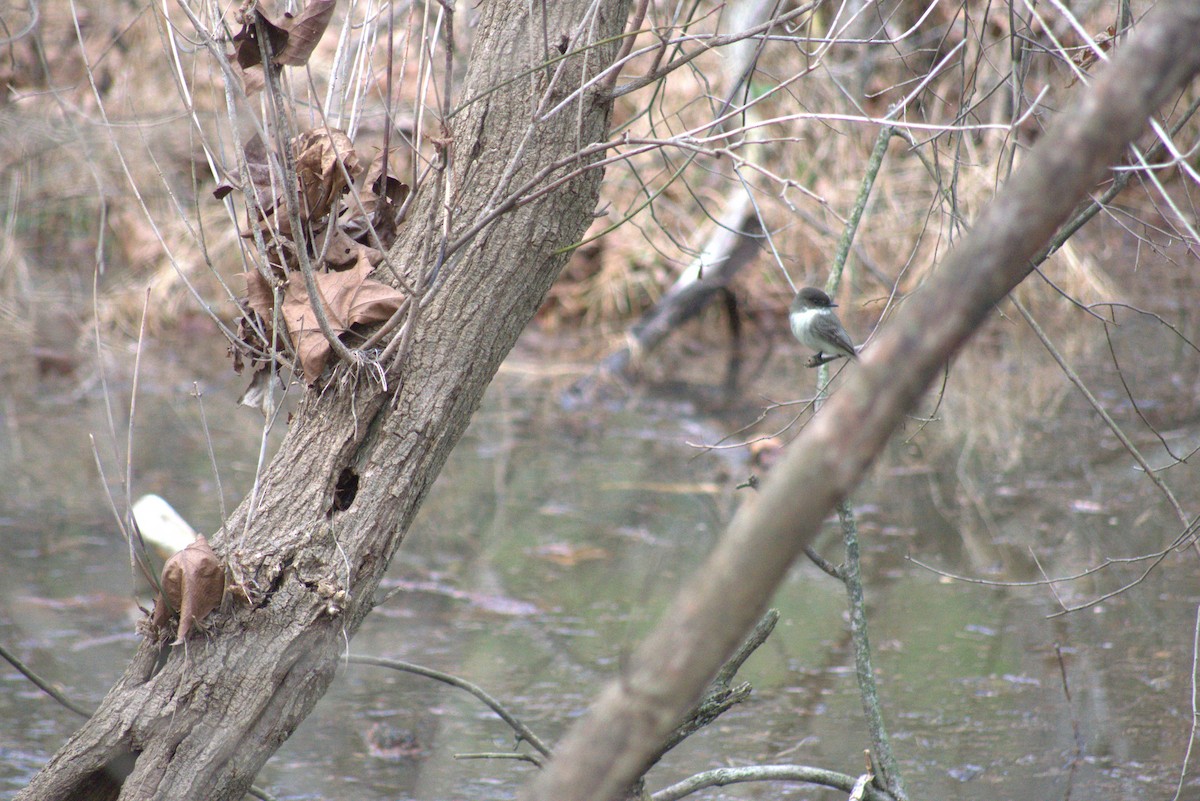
(789, 287, 858, 365)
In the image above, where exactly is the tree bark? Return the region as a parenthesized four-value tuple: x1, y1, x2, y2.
(19, 1, 629, 799)
(522, 2, 1200, 800)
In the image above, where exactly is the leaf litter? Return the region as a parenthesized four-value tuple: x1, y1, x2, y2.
(212, 2, 411, 397)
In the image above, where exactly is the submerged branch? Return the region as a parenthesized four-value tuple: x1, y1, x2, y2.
(652, 764, 894, 801)
(349, 654, 552, 758)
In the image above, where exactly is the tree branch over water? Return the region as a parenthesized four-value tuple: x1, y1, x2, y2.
(523, 3, 1200, 799)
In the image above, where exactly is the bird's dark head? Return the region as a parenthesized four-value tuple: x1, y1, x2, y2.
(791, 286, 836, 313)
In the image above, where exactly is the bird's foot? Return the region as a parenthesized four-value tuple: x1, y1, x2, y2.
(805, 352, 844, 368)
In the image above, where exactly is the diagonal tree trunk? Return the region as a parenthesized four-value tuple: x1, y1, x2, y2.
(19, 1, 629, 798)
(523, 2, 1200, 800)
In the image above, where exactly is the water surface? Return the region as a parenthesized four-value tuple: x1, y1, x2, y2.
(2, 334, 1198, 800)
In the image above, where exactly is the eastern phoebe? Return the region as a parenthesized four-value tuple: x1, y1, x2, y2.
(789, 287, 858, 365)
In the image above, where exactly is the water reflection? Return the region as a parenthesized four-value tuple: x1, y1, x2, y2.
(1, 342, 1199, 800)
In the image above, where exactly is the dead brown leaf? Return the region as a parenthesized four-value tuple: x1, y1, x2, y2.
(282, 260, 404, 382)
(237, 63, 266, 96)
(360, 245, 385, 267)
(341, 150, 409, 250)
(233, 267, 300, 367)
(232, 8, 288, 70)
(1068, 26, 1117, 86)
(274, 0, 336, 67)
(220, 134, 287, 237)
(361, 149, 410, 216)
(316, 224, 362, 268)
(293, 127, 359, 221)
(240, 134, 282, 215)
(231, 0, 335, 78)
(243, 269, 276, 320)
(237, 367, 281, 418)
(151, 535, 226, 644)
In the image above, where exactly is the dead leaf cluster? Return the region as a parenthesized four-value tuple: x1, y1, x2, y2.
(224, 123, 410, 386)
(208, 2, 412, 390)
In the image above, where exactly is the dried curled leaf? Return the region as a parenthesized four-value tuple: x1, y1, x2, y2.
(243, 134, 282, 214)
(237, 366, 280, 419)
(293, 126, 360, 221)
(341, 149, 410, 251)
(215, 134, 282, 213)
(231, 0, 335, 89)
(282, 260, 405, 383)
(232, 7, 288, 70)
(274, 0, 336, 66)
(317, 225, 363, 268)
(151, 535, 226, 644)
(237, 63, 267, 96)
(243, 269, 276, 321)
(231, 270, 289, 380)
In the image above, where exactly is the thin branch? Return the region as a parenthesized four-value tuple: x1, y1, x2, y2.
(0, 642, 92, 718)
(348, 654, 552, 758)
(651, 764, 895, 801)
(1172, 603, 1200, 801)
(192, 383, 228, 542)
(838, 501, 906, 801)
(810, 122, 906, 801)
(1101, 320, 1191, 465)
(123, 289, 151, 554)
(455, 752, 543, 766)
(1010, 296, 1189, 528)
(602, 0, 648, 92)
(612, 2, 819, 97)
(907, 514, 1200, 590)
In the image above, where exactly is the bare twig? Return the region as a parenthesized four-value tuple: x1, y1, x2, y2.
(454, 751, 543, 765)
(192, 383, 228, 541)
(1172, 604, 1200, 801)
(1010, 296, 1189, 529)
(808, 122, 907, 801)
(611, 2, 819, 97)
(651, 764, 895, 801)
(348, 654, 552, 758)
(0, 642, 92, 718)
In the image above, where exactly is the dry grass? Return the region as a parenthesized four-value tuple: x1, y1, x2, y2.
(1, 0, 1197, 468)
